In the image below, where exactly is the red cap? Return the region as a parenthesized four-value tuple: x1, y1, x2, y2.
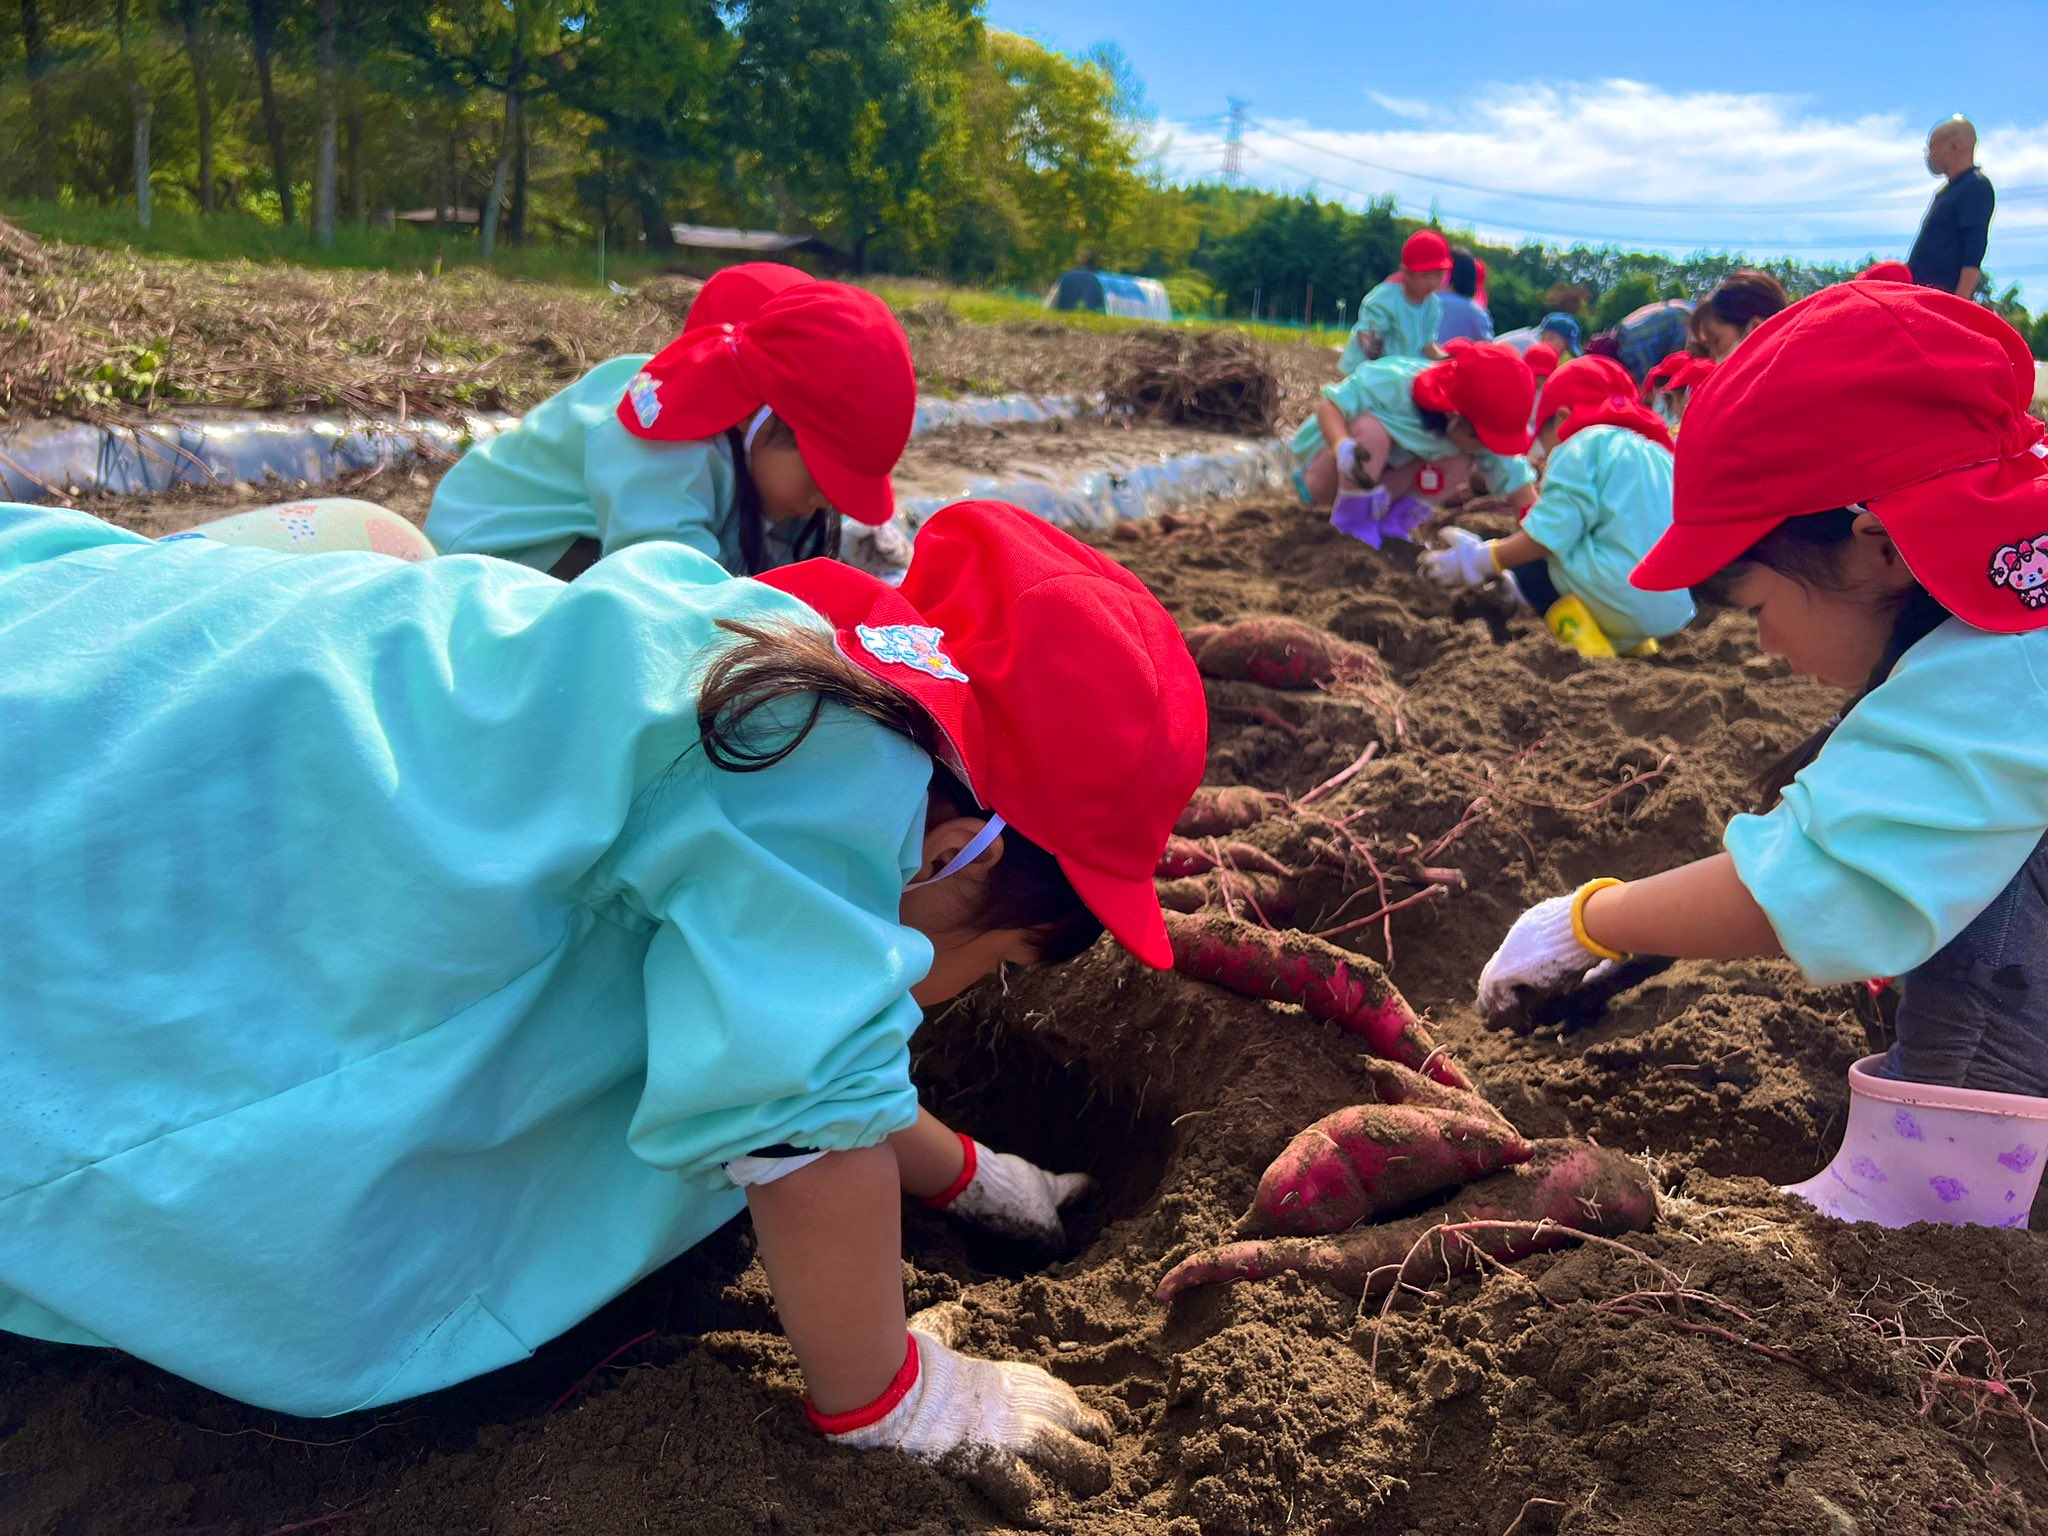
(682, 263, 815, 332)
(1535, 353, 1672, 449)
(1523, 342, 1561, 384)
(1473, 257, 1490, 311)
(1633, 284, 2048, 633)
(1645, 350, 1692, 391)
(618, 283, 914, 527)
(758, 501, 1208, 967)
(1400, 229, 1453, 273)
(1412, 340, 1536, 455)
(1856, 260, 1916, 285)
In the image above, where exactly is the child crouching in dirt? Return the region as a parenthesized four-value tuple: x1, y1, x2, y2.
(1476, 284, 2048, 1228)
(171, 266, 908, 582)
(1292, 340, 1538, 548)
(0, 496, 1203, 1510)
(1417, 353, 1695, 658)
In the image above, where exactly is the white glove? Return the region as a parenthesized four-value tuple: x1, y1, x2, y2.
(1334, 437, 1362, 483)
(932, 1138, 1094, 1246)
(823, 1303, 1112, 1520)
(1476, 889, 1616, 1018)
(1419, 527, 1498, 591)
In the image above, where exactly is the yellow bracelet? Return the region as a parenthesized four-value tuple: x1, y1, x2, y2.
(1486, 539, 1505, 574)
(1569, 878, 1629, 962)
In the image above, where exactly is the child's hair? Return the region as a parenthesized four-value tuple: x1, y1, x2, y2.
(727, 416, 841, 576)
(1448, 247, 1480, 299)
(694, 621, 1105, 962)
(1691, 270, 1790, 340)
(1700, 508, 1952, 801)
(1417, 406, 1451, 437)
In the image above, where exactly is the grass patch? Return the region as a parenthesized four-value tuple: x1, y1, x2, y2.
(867, 278, 1347, 351)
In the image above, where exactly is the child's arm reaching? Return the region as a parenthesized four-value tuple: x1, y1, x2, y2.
(1419, 527, 1550, 591)
(891, 1108, 1094, 1245)
(1475, 856, 1783, 1018)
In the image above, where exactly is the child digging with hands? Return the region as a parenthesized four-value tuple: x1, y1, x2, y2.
(1419, 353, 1695, 658)
(1292, 339, 1539, 548)
(1476, 284, 2048, 1227)
(0, 496, 1203, 1511)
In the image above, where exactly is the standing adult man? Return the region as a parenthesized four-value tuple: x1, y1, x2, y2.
(1909, 116, 1994, 300)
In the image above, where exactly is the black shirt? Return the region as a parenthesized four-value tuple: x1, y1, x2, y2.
(1909, 166, 1995, 294)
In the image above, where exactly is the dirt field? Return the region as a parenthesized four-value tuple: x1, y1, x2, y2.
(6, 497, 2048, 1536)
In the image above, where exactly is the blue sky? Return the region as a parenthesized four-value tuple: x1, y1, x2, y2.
(984, 1, 2048, 298)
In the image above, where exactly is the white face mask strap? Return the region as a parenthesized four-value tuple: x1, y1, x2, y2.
(744, 405, 774, 456)
(905, 815, 1006, 892)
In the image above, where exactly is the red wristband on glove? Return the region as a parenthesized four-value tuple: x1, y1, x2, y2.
(805, 1334, 920, 1435)
(918, 1132, 977, 1209)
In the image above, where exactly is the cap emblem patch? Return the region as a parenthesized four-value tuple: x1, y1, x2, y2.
(857, 624, 969, 682)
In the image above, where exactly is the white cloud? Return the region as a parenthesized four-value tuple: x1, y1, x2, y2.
(1365, 91, 1432, 121)
(1156, 80, 2048, 297)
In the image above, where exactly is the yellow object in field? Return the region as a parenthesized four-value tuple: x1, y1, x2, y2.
(1545, 594, 1616, 658)
(1624, 637, 1660, 658)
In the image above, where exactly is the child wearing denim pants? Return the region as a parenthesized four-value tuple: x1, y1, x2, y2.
(1478, 283, 2048, 1229)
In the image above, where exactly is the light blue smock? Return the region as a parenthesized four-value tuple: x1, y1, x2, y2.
(1519, 425, 1695, 651)
(1340, 280, 1442, 370)
(425, 354, 744, 574)
(1725, 620, 2048, 983)
(1289, 357, 1536, 497)
(0, 506, 932, 1416)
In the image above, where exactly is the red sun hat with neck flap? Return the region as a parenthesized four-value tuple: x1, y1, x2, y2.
(1536, 353, 1674, 451)
(1855, 260, 1916, 285)
(757, 501, 1208, 968)
(681, 262, 815, 332)
(1523, 341, 1561, 384)
(1633, 283, 2048, 633)
(618, 282, 913, 527)
(1412, 339, 1536, 455)
(1400, 228, 1453, 273)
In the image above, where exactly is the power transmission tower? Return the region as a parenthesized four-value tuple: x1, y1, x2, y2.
(1222, 98, 1247, 185)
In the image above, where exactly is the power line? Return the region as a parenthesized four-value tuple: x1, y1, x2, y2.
(1244, 118, 2048, 217)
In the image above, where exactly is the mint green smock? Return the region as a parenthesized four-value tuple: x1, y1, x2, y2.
(1519, 424, 1695, 651)
(1339, 280, 1442, 370)
(1725, 620, 2048, 983)
(1289, 356, 1536, 497)
(0, 506, 931, 1416)
(425, 354, 744, 574)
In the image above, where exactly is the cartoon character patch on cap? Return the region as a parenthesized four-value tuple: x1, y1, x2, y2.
(625, 371, 663, 431)
(1989, 535, 2048, 610)
(856, 623, 969, 682)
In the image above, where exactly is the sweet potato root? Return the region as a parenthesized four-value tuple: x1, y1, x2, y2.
(1173, 786, 1278, 839)
(1193, 618, 1375, 690)
(1155, 874, 1299, 924)
(1237, 1104, 1532, 1238)
(1155, 836, 1293, 879)
(1165, 911, 1469, 1089)
(1157, 1140, 1657, 1300)
(1361, 1059, 1518, 1138)
(1182, 623, 1224, 657)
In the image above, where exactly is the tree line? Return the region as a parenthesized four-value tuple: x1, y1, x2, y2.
(5, 0, 2045, 354)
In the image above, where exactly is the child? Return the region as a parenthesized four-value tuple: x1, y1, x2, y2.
(1476, 284, 2048, 1227)
(0, 496, 1205, 1497)
(425, 277, 914, 579)
(165, 264, 827, 570)
(1420, 354, 1694, 657)
(1592, 297, 1695, 387)
(1291, 341, 1538, 548)
(1340, 229, 1454, 370)
(1435, 245, 1494, 344)
(1644, 349, 1715, 432)
(1497, 310, 1583, 363)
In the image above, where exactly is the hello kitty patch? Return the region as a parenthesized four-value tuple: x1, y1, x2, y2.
(1989, 534, 2048, 611)
(857, 624, 969, 683)
(1415, 464, 1446, 496)
(626, 371, 663, 430)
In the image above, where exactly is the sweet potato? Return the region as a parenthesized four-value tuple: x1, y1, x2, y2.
(1361, 1059, 1519, 1138)
(1156, 1140, 1657, 1300)
(1193, 617, 1374, 690)
(1182, 623, 1224, 657)
(1165, 911, 1470, 1089)
(1173, 786, 1278, 839)
(1155, 874, 1299, 924)
(1155, 836, 1293, 879)
(1236, 1104, 1532, 1238)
